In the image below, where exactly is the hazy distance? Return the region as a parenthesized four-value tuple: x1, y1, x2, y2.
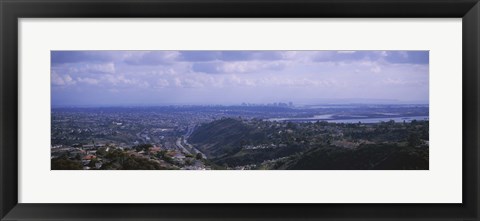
(51, 50, 429, 107)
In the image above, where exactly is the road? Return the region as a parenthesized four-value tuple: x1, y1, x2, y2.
(183, 138, 207, 159)
(183, 125, 208, 159)
(175, 138, 192, 155)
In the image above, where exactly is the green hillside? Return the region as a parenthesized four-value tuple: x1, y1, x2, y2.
(189, 118, 256, 158)
(189, 117, 429, 170)
(189, 118, 308, 165)
(276, 144, 428, 170)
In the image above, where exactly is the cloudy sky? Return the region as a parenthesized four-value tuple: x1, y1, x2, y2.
(51, 50, 428, 107)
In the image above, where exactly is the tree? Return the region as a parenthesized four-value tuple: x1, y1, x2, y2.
(196, 153, 203, 160)
(408, 133, 421, 147)
(96, 147, 107, 157)
(88, 158, 99, 168)
(134, 143, 153, 152)
(51, 157, 83, 170)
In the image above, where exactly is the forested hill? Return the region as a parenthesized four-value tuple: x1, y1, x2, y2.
(277, 144, 429, 170)
(189, 117, 429, 170)
(189, 118, 262, 158)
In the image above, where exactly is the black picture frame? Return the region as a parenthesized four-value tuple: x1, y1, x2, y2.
(1, 0, 479, 220)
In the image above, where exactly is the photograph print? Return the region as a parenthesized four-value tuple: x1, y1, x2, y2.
(51, 50, 429, 170)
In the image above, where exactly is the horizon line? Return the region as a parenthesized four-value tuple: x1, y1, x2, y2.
(51, 103, 429, 108)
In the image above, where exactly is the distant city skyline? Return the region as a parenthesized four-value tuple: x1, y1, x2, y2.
(51, 50, 429, 107)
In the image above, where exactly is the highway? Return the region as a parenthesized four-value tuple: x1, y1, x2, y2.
(183, 138, 207, 159)
(175, 138, 191, 155)
(183, 125, 208, 159)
